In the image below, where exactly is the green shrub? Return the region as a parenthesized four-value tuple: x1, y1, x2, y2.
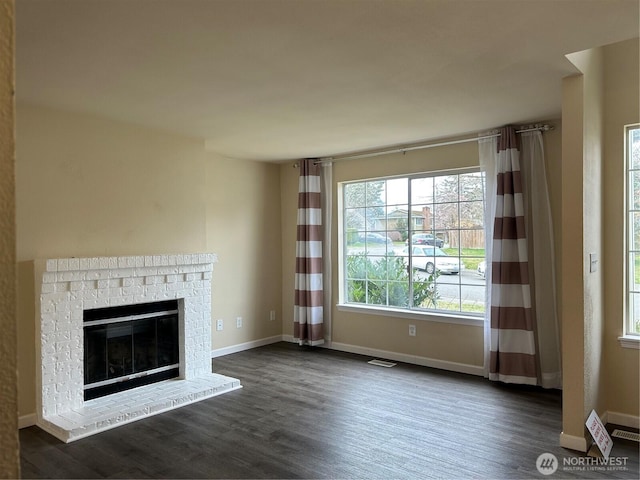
(346, 254, 439, 308)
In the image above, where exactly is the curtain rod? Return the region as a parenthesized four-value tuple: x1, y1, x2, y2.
(293, 124, 553, 167)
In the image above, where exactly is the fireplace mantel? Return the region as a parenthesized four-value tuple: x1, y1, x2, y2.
(34, 253, 241, 442)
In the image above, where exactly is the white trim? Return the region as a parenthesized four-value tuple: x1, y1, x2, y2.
(211, 335, 284, 358)
(618, 335, 640, 349)
(606, 411, 640, 429)
(336, 304, 484, 327)
(282, 335, 483, 375)
(19, 413, 37, 429)
(560, 432, 589, 452)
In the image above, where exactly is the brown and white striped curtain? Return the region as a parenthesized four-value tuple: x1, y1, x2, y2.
(487, 127, 537, 384)
(293, 159, 324, 346)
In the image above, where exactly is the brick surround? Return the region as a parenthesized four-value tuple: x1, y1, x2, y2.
(34, 253, 241, 442)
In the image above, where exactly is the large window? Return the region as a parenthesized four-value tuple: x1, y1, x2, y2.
(341, 170, 486, 316)
(626, 124, 640, 335)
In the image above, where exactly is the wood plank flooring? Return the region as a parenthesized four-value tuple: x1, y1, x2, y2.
(20, 342, 639, 479)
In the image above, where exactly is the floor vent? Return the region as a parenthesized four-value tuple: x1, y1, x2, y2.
(367, 359, 396, 368)
(612, 429, 640, 442)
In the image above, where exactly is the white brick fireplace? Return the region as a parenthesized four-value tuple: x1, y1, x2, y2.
(35, 253, 241, 442)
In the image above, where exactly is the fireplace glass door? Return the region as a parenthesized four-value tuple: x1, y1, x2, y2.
(83, 300, 180, 400)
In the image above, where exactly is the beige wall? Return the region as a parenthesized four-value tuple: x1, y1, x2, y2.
(15, 104, 282, 418)
(561, 38, 640, 449)
(205, 155, 283, 346)
(0, 0, 20, 477)
(281, 128, 563, 369)
(561, 72, 587, 444)
(603, 38, 640, 417)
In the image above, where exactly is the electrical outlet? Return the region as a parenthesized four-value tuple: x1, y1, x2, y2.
(409, 324, 416, 337)
(236, 317, 242, 328)
(216, 319, 223, 331)
(270, 310, 276, 321)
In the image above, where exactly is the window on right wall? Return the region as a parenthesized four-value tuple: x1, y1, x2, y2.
(626, 124, 640, 336)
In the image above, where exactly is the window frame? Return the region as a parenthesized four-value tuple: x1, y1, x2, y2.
(337, 167, 486, 325)
(624, 124, 640, 343)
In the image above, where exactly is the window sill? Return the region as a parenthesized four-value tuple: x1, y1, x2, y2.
(336, 303, 484, 327)
(618, 335, 640, 350)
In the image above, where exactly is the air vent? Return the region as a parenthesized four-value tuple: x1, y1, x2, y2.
(367, 359, 396, 368)
(612, 429, 640, 442)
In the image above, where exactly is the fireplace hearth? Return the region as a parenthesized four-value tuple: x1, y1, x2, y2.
(35, 253, 242, 442)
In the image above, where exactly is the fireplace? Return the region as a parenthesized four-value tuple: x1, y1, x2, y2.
(83, 300, 180, 400)
(35, 253, 242, 442)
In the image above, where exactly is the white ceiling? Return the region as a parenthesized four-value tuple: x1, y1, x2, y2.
(15, 0, 639, 162)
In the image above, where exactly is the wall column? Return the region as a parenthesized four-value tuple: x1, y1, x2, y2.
(0, 0, 20, 477)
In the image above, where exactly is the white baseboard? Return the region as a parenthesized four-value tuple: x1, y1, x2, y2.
(558, 411, 639, 452)
(606, 411, 640, 429)
(211, 335, 284, 358)
(19, 413, 37, 429)
(328, 341, 484, 376)
(560, 432, 589, 452)
(281, 336, 484, 377)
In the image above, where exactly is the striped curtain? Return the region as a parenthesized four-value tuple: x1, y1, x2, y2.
(293, 159, 324, 346)
(489, 127, 537, 384)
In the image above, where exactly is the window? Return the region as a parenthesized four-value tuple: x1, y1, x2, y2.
(626, 124, 640, 336)
(341, 170, 486, 317)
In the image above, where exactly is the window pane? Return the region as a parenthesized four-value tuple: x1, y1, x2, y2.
(459, 172, 485, 201)
(365, 207, 384, 231)
(367, 281, 388, 305)
(629, 292, 640, 334)
(344, 183, 365, 208)
(411, 177, 434, 204)
(346, 279, 366, 303)
(345, 207, 366, 231)
(632, 213, 640, 251)
(434, 175, 459, 203)
(388, 280, 410, 307)
(413, 276, 438, 309)
(630, 253, 640, 292)
(386, 178, 408, 206)
(411, 204, 433, 233)
(433, 202, 459, 230)
(459, 231, 484, 252)
(460, 285, 486, 314)
(632, 171, 640, 209)
(460, 200, 485, 228)
(366, 181, 385, 206)
(631, 127, 640, 169)
(385, 204, 409, 243)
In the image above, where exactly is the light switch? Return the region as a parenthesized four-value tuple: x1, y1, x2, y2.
(589, 253, 598, 273)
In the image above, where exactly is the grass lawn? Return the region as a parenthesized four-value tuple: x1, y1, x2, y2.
(443, 247, 485, 271)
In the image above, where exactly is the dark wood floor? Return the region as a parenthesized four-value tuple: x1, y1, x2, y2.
(20, 342, 639, 479)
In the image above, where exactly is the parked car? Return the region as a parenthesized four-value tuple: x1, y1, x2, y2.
(408, 233, 444, 248)
(359, 232, 393, 245)
(477, 260, 486, 278)
(403, 246, 460, 274)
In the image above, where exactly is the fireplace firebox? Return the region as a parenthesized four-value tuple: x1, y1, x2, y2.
(83, 299, 180, 400)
